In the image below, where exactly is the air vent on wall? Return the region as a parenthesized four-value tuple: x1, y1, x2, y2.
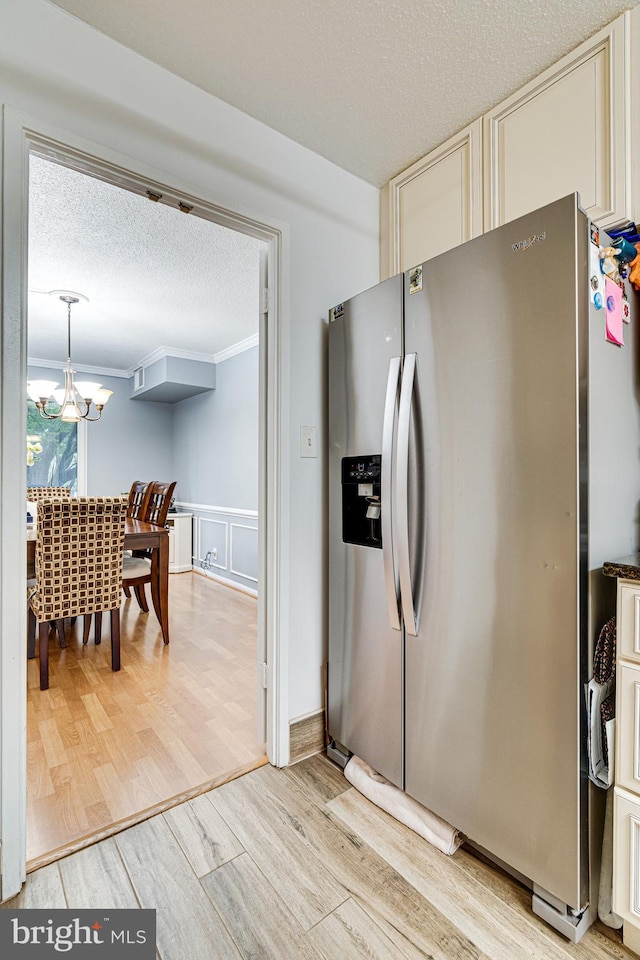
(134, 367, 144, 390)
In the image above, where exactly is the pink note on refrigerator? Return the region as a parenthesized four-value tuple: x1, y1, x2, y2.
(605, 279, 624, 346)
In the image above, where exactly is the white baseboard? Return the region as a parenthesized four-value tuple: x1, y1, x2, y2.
(193, 565, 258, 598)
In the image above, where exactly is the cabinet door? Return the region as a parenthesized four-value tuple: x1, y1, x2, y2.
(618, 581, 640, 664)
(484, 14, 629, 230)
(382, 119, 483, 278)
(617, 662, 640, 794)
(614, 789, 640, 926)
(167, 514, 193, 572)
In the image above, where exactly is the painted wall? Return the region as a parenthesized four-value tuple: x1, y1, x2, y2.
(172, 347, 258, 510)
(172, 347, 259, 593)
(1, 0, 380, 727)
(84, 372, 173, 496)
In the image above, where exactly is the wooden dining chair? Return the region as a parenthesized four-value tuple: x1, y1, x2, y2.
(27, 496, 128, 690)
(122, 480, 176, 613)
(126, 479, 151, 519)
(27, 486, 71, 501)
(143, 480, 176, 527)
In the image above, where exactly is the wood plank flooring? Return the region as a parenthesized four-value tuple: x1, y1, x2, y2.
(26, 572, 265, 867)
(4, 754, 635, 960)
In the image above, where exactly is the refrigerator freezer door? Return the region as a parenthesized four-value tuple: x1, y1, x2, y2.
(328, 275, 404, 787)
(403, 195, 587, 909)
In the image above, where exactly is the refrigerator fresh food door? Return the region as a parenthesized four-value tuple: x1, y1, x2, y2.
(403, 194, 588, 910)
(328, 274, 404, 787)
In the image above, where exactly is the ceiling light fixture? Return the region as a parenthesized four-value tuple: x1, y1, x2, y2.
(27, 295, 113, 422)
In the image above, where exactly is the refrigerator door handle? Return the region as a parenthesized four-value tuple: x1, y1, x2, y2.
(382, 356, 401, 630)
(397, 352, 418, 636)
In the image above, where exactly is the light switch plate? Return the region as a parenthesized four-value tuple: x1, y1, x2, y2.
(300, 425, 317, 458)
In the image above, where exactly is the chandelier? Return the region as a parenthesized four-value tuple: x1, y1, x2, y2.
(27, 295, 113, 422)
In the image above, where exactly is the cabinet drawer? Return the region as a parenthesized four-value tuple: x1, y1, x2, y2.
(617, 663, 640, 793)
(614, 788, 640, 923)
(618, 582, 640, 663)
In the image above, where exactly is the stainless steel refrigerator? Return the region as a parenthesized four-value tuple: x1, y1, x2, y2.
(327, 194, 640, 940)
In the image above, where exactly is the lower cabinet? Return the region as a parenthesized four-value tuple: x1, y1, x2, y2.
(616, 662, 640, 795)
(167, 512, 193, 573)
(614, 788, 640, 954)
(614, 575, 640, 953)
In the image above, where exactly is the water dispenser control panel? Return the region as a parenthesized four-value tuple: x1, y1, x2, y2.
(341, 455, 382, 548)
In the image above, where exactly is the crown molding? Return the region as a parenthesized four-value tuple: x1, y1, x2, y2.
(212, 334, 259, 364)
(27, 357, 131, 379)
(29, 335, 260, 380)
(126, 336, 259, 376)
(127, 345, 217, 377)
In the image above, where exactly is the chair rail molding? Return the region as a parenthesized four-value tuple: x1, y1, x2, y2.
(176, 500, 258, 518)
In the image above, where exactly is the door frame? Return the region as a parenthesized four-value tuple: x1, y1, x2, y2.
(0, 107, 290, 900)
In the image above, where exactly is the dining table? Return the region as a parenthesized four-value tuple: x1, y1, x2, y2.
(27, 516, 170, 644)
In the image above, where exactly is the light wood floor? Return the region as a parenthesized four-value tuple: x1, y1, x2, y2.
(26, 571, 265, 867)
(5, 754, 634, 960)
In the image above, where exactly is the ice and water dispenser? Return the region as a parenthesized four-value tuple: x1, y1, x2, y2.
(340, 455, 382, 548)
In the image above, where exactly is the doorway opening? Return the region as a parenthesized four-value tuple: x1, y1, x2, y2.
(24, 149, 272, 868)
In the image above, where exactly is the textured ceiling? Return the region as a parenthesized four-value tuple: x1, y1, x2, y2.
(48, 0, 639, 187)
(28, 156, 265, 371)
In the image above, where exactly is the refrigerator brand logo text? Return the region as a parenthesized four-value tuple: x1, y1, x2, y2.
(512, 232, 546, 252)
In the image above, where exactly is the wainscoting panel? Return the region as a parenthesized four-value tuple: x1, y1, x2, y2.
(199, 518, 228, 569)
(177, 501, 258, 595)
(230, 524, 258, 583)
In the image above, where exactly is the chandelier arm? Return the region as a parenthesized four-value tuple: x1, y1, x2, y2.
(36, 402, 62, 421)
(74, 397, 92, 419)
(81, 409, 103, 422)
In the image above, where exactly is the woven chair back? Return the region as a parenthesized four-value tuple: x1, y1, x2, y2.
(27, 486, 71, 501)
(30, 497, 128, 622)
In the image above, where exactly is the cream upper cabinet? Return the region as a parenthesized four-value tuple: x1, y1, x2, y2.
(381, 120, 483, 279)
(484, 14, 630, 231)
(382, 13, 633, 278)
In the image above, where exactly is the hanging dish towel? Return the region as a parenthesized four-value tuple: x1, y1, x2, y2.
(585, 616, 616, 788)
(586, 615, 622, 929)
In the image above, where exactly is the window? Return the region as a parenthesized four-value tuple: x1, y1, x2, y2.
(26, 400, 79, 493)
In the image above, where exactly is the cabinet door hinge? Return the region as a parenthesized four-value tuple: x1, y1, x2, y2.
(261, 288, 270, 314)
(260, 662, 269, 689)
